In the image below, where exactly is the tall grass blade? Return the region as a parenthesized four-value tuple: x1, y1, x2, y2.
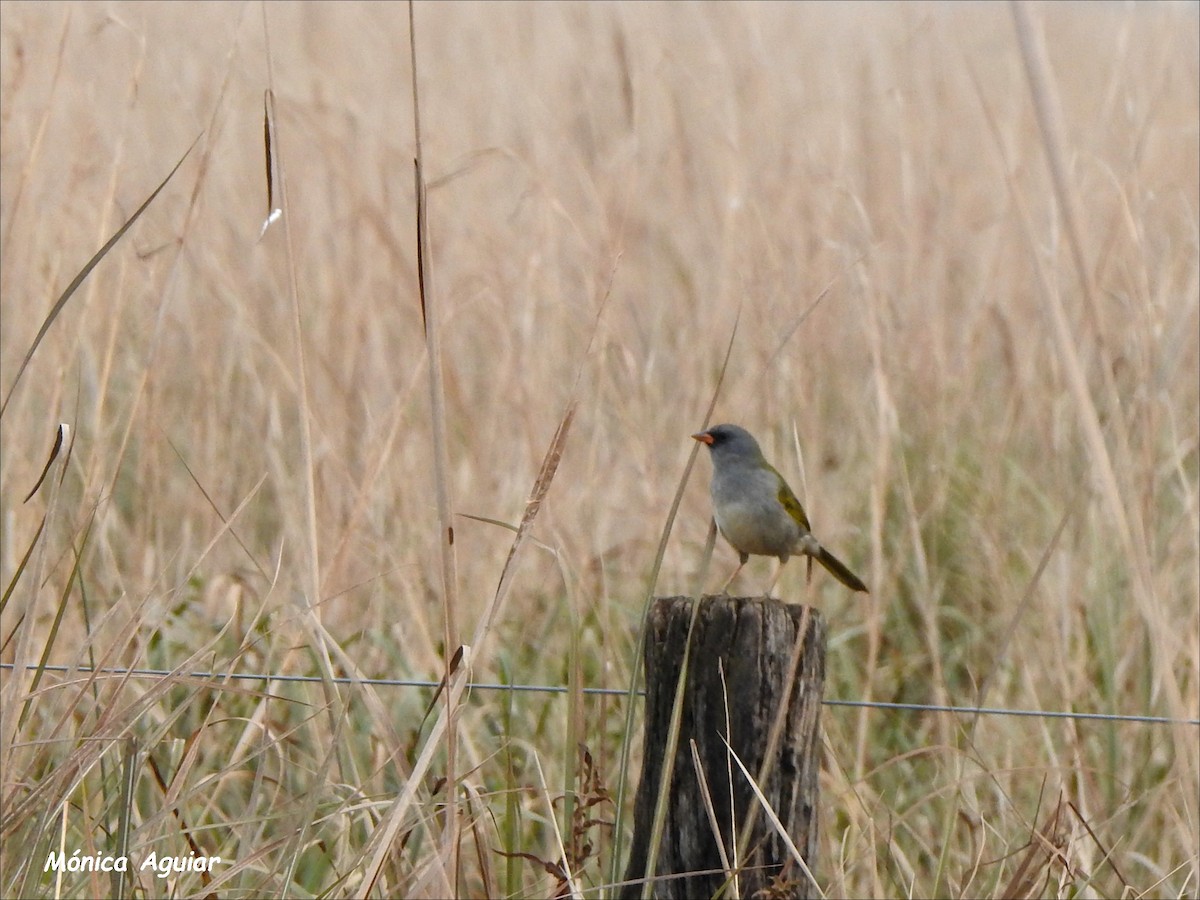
(3, 423, 71, 755)
(21, 421, 66, 502)
(0, 516, 44, 623)
(22, 507, 95, 728)
(0, 137, 199, 419)
(689, 738, 734, 897)
(111, 737, 137, 900)
(609, 309, 739, 897)
(259, 88, 282, 237)
(407, 5, 462, 880)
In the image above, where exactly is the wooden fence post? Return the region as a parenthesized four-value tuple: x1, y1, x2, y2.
(621, 596, 825, 899)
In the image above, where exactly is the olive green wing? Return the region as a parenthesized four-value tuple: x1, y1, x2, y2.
(770, 466, 812, 532)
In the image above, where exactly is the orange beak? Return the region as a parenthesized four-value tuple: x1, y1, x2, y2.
(691, 431, 713, 445)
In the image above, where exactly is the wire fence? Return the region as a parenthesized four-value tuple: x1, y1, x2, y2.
(4, 662, 1197, 727)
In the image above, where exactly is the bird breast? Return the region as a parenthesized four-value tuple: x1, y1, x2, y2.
(711, 467, 802, 559)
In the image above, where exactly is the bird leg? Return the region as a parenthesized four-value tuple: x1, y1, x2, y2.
(764, 559, 788, 598)
(719, 552, 750, 595)
(718, 561, 744, 595)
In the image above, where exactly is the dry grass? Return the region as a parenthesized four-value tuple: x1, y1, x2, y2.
(1, 2, 1197, 898)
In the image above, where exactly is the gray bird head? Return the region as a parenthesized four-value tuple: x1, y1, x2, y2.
(691, 423, 767, 468)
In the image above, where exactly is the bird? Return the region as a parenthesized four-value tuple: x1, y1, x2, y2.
(692, 423, 868, 595)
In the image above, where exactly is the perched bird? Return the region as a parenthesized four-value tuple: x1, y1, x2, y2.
(692, 423, 868, 595)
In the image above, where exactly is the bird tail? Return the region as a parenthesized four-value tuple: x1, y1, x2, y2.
(815, 547, 869, 593)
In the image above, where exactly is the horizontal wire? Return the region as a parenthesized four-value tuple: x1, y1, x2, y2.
(3, 662, 1197, 726)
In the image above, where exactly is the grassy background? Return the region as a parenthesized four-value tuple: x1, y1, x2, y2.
(1, 2, 1197, 897)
